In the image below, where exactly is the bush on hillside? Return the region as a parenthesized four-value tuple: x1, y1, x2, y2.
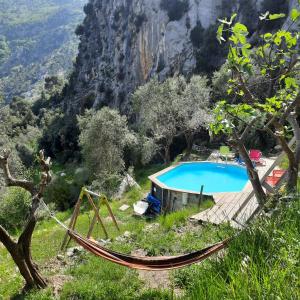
(190, 22, 204, 48)
(83, 3, 93, 15)
(75, 24, 85, 36)
(44, 167, 89, 211)
(160, 0, 189, 21)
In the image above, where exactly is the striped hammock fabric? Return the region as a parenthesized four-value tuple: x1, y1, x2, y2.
(68, 230, 230, 270)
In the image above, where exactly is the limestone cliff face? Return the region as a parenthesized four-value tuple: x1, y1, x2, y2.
(64, 0, 290, 114)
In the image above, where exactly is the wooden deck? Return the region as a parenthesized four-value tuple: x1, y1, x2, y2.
(190, 155, 281, 228)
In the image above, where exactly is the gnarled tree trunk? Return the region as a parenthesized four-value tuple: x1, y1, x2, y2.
(0, 150, 51, 291)
(236, 140, 267, 206)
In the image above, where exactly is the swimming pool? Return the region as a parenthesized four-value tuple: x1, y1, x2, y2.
(151, 162, 249, 195)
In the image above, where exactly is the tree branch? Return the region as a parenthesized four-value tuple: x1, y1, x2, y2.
(0, 150, 35, 195)
(240, 117, 258, 142)
(279, 94, 300, 124)
(0, 225, 16, 252)
(287, 113, 300, 163)
(273, 120, 295, 165)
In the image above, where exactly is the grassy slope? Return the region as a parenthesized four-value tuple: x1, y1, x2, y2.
(0, 165, 299, 299)
(0, 163, 218, 299)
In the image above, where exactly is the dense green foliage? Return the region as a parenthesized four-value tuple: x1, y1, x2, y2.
(211, 8, 300, 193)
(0, 0, 85, 102)
(0, 187, 31, 233)
(78, 107, 137, 196)
(133, 75, 211, 163)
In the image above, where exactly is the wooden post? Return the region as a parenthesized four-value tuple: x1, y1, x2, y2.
(61, 187, 120, 250)
(61, 188, 84, 250)
(86, 193, 109, 239)
(198, 185, 204, 208)
(87, 213, 98, 239)
(101, 196, 120, 231)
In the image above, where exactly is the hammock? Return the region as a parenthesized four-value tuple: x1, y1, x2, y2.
(68, 229, 230, 270)
(41, 200, 231, 271)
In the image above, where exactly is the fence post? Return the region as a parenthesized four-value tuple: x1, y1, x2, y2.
(198, 185, 204, 208)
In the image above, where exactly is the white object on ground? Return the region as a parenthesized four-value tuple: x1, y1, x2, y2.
(133, 201, 149, 215)
(119, 204, 130, 211)
(115, 173, 141, 199)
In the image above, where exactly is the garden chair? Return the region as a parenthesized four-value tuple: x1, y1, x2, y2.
(265, 169, 286, 187)
(219, 146, 234, 161)
(249, 149, 266, 166)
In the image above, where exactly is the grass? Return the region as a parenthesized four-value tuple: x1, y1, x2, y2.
(173, 197, 300, 299)
(1, 162, 299, 299)
(0, 163, 222, 299)
(158, 199, 213, 230)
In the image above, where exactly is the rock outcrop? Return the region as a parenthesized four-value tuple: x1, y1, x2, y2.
(64, 0, 292, 114)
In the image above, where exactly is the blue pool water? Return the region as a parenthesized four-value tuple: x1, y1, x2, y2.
(157, 162, 249, 194)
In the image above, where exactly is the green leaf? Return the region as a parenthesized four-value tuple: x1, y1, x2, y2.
(284, 77, 298, 89)
(229, 13, 237, 24)
(263, 33, 272, 40)
(279, 75, 286, 82)
(290, 8, 300, 21)
(229, 35, 239, 44)
(233, 23, 248, 34)
(217, 23, 225, 44)
(269, 13, 286, 20)
(261, 69, 266, 76)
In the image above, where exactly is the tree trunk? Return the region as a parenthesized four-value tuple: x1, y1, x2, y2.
(274, 117, 299, 192)
(164, 145, 171, 165)
(184, 132, 194, 159)
(0, 150, 51, 292)
(0, 217, 47, 291)
(236, 140, 267, 206)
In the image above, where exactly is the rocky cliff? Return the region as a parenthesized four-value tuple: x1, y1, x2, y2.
(64, 0, 291, 114)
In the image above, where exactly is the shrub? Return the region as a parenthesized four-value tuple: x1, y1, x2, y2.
(75, 24, 85, 36)
(83, 3, 94, 15)
(16, 143, 34, 168)
(190, 22, 204, 48)
(0, 187, 31, 233)
(44, 173, 81, 211)
(160, 0, 189, 21)
(134, 13, 147, 29)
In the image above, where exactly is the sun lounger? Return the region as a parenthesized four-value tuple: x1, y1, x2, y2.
(249, 149, 266, 166)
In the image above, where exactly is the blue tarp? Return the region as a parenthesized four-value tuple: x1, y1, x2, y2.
(146, 194, 161, 214)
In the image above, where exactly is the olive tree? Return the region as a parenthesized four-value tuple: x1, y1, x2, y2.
(0, 150, 51, 290)
(211, 7, 300, 206)
(78, 107, 136, 195)
(133, 77, 183, 164)
(133, 76, 211, 163)
(178, 75, 212, 155)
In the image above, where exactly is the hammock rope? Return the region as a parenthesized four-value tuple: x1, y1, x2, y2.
(40, 200, 231, 270)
